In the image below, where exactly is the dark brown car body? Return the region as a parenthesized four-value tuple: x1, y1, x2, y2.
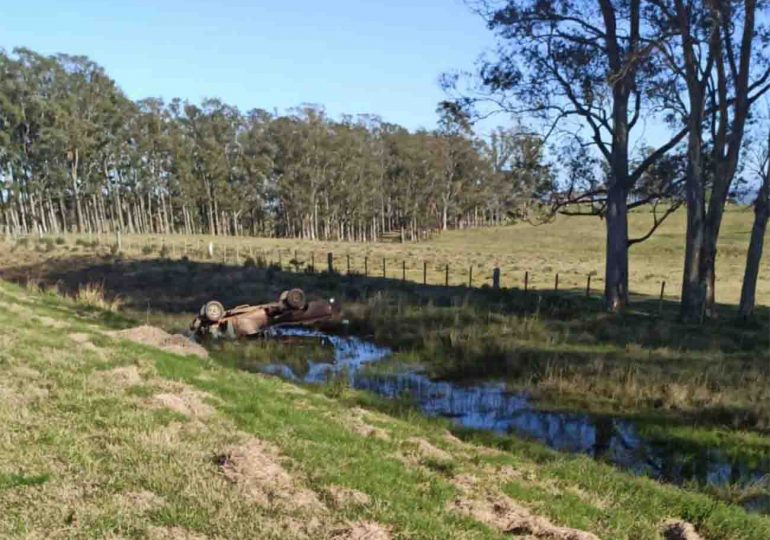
(190, 289, 334, 339)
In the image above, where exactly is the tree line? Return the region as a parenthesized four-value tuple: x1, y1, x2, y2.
(448, 0, 770, 319)
(0, 48, 552, 244)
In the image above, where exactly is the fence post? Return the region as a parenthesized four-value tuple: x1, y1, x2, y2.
(492, 268, 500, 289)
(554, 273, 559, 291)
(311, 252, 315, 272)
(364, 256, 368, 276)
(586, 275, 591, 297)
(327, 252, 334, 273)
(423, 261, 427, 285)
(346, 254, 351, 274)
(382, 257, 386, 278)
(524, 271, 529, 292)
(402, 260, 406, 281)
(208, 241, 214, 259)
(468, 265, 473, 287)
(445, 264, 449, 287)
(659, 281, 666, 314)
(222, 245, 227, 264)
(115, 231, 122, 252)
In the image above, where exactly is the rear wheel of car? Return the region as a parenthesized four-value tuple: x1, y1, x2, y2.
(281, 288, 306, 310)
(204, 300, 225, 322)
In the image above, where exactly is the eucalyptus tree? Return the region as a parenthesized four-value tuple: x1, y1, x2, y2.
(648, 0, 770, 320)
(449, 0, 688, 311)
(739, 130, 770, 319)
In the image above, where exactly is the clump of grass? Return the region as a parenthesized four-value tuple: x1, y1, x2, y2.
(54, 236, 66, 246)
(141, 244, 155, 255)
(74, 238, 98, 249)
(73, 282, 123, 312)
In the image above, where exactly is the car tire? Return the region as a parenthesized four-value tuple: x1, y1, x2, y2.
(204, 300, 225, 322)
(281, 288, 306, 310)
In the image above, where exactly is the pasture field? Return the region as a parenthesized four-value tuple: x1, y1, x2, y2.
(8, 204, 765, 307)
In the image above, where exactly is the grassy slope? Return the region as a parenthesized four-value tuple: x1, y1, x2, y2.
(1, 281, 769, 539)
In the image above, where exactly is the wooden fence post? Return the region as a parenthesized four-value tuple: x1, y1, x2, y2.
(445, 264, 449, 287)
(364, 256, 368, 276)
(586, 275, 591, 297)
(492, 268, 500, 289)
(208, 241, 214, 259)
(382, 257, 386, 278)
(346, 254, 350, 274)
(402, 260, 406, 281)
(115, 231, 122, 252)
(554, 273, 559, 291)
(423, 261, 427, 285)
(311, 252, 315, 272)
(524, 271, 529, 292)
(659, 281, 666, 314)
(327, 252, 334, 273)
(468, 265, 473, 287)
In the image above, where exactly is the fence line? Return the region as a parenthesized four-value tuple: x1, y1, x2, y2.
(6, 232, 688, 303)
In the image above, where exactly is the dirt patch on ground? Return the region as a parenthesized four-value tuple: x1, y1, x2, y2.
(151, 389, 215, 419)
(111, 325, 208, 358)
(450, 496, 598, 539)
(92, 366, 142, 388)
(325, 485, 371, 508)
(216, 438, 324, 512)
(661, 520, 703, 540)
(331, 521, 391, 540)
(404, 437, 453, 463)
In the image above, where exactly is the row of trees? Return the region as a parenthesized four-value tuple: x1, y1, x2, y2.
(0, 48, 552, 243)
(449, 0, 770, 319)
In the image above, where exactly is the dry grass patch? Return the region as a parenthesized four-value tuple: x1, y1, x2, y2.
(216, 438, 325, 513)
(330, 521, 391, 540)
(111, 325, 208, 359)
(450, 496, 598, 540)
(91, 365, 143, 388)
(324, 485, 371, 508)
(147, 526, 210, 540)
(403, 437, 453, 464)
(115, 489, 165, 514)
(151, 389, 215, 419)
(340, 407, 391, 440)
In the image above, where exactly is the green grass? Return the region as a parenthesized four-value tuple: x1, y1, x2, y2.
(1, 281, 770, 538)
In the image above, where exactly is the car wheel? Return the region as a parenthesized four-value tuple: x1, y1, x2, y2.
(204, 300, 225, 322)
(281, 288, 306, 310)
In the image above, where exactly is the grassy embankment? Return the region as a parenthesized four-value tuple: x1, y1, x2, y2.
(2, 280, 770, 539)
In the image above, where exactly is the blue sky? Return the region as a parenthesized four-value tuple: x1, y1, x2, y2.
(2, 0, 496, 131)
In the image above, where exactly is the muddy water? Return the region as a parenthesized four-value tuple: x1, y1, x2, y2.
(260, 329, 770, 512)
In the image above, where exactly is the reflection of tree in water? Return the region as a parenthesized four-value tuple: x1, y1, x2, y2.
(592, 416, 614, 459)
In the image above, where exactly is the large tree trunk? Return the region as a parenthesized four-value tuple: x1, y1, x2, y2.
(604, 183, 629, 311)
(680, 155, 707, 322)
(739, 155, 770, 319)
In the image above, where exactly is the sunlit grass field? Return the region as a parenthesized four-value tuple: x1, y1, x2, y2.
(14, 205, 762, 307)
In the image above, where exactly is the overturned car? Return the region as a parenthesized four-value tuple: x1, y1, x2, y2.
(190, 288, 335, 340)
